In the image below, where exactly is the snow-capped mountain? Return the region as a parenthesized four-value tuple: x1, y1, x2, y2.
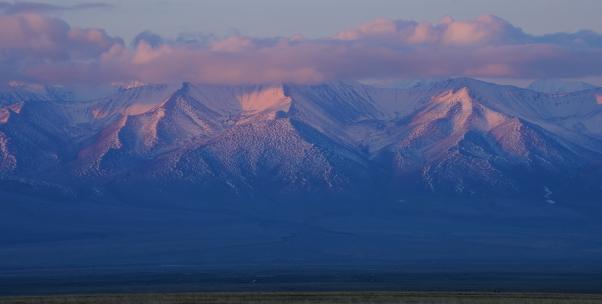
(1, 78, 601, 199)
(528, 79, 598, 94)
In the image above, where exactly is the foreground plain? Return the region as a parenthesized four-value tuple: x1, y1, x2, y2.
(2, 292, 602, 304)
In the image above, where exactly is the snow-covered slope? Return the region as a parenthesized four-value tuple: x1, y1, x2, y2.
(528, 79, 598, 94)
(1, 78, 601, 197)
(0, 131, 16, 173)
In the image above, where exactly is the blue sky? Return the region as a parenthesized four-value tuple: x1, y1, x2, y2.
(56, 0, 602, 42)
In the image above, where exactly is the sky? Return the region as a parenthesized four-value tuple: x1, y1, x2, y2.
(56, 0, 602, 42)
(1, 0, 602, 87)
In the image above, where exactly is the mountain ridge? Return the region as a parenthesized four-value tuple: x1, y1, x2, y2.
(1, 78, 601, 199)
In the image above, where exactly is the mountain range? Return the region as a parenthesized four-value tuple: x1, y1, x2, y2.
(1, 78, 601, 202)
(2, 77, 602, 276)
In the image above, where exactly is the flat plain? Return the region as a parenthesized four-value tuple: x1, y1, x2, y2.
(2, 292, 602, 304)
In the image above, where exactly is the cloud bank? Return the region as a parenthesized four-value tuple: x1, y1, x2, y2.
(1, 12, 602, 86)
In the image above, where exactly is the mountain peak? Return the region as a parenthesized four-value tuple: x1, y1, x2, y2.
(433, 87, 473, 104)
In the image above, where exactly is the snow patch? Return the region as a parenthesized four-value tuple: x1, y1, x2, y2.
(543, 186, 556, 204)
(0, 132, 16, 171)
(239, 85, 291, 115)
(433, 87, 473, 106)
(0, 102, 23, 124)
(0, 109, 8, 124)
(125, 102, 163, 116)
(6, 102, 23, 114)
(134, 108, 166, 152)
(479, 106, 506, 129)
(7, 80, 44, 91)
(433, 88, 474, 131)
(113, 81, 148, 90)
(91, 84, 178, 119)
(75, 115, 129, 174)
(528, 79, 597, 94)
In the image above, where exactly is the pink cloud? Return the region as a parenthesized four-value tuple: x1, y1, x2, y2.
(209, 36, 255, 52)
(3, 13, 602, 86)
(0, 13, 122, 83)
(0, 13, 121, 57)
(334, 14, 527, 46)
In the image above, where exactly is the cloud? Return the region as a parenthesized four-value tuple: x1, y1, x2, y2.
(132, 30, 164, 48)
(0, 13, 122, 83)
(0, 1, 111, 14)
(3, 13, 602, 86)
(334, 15, 529, 46)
